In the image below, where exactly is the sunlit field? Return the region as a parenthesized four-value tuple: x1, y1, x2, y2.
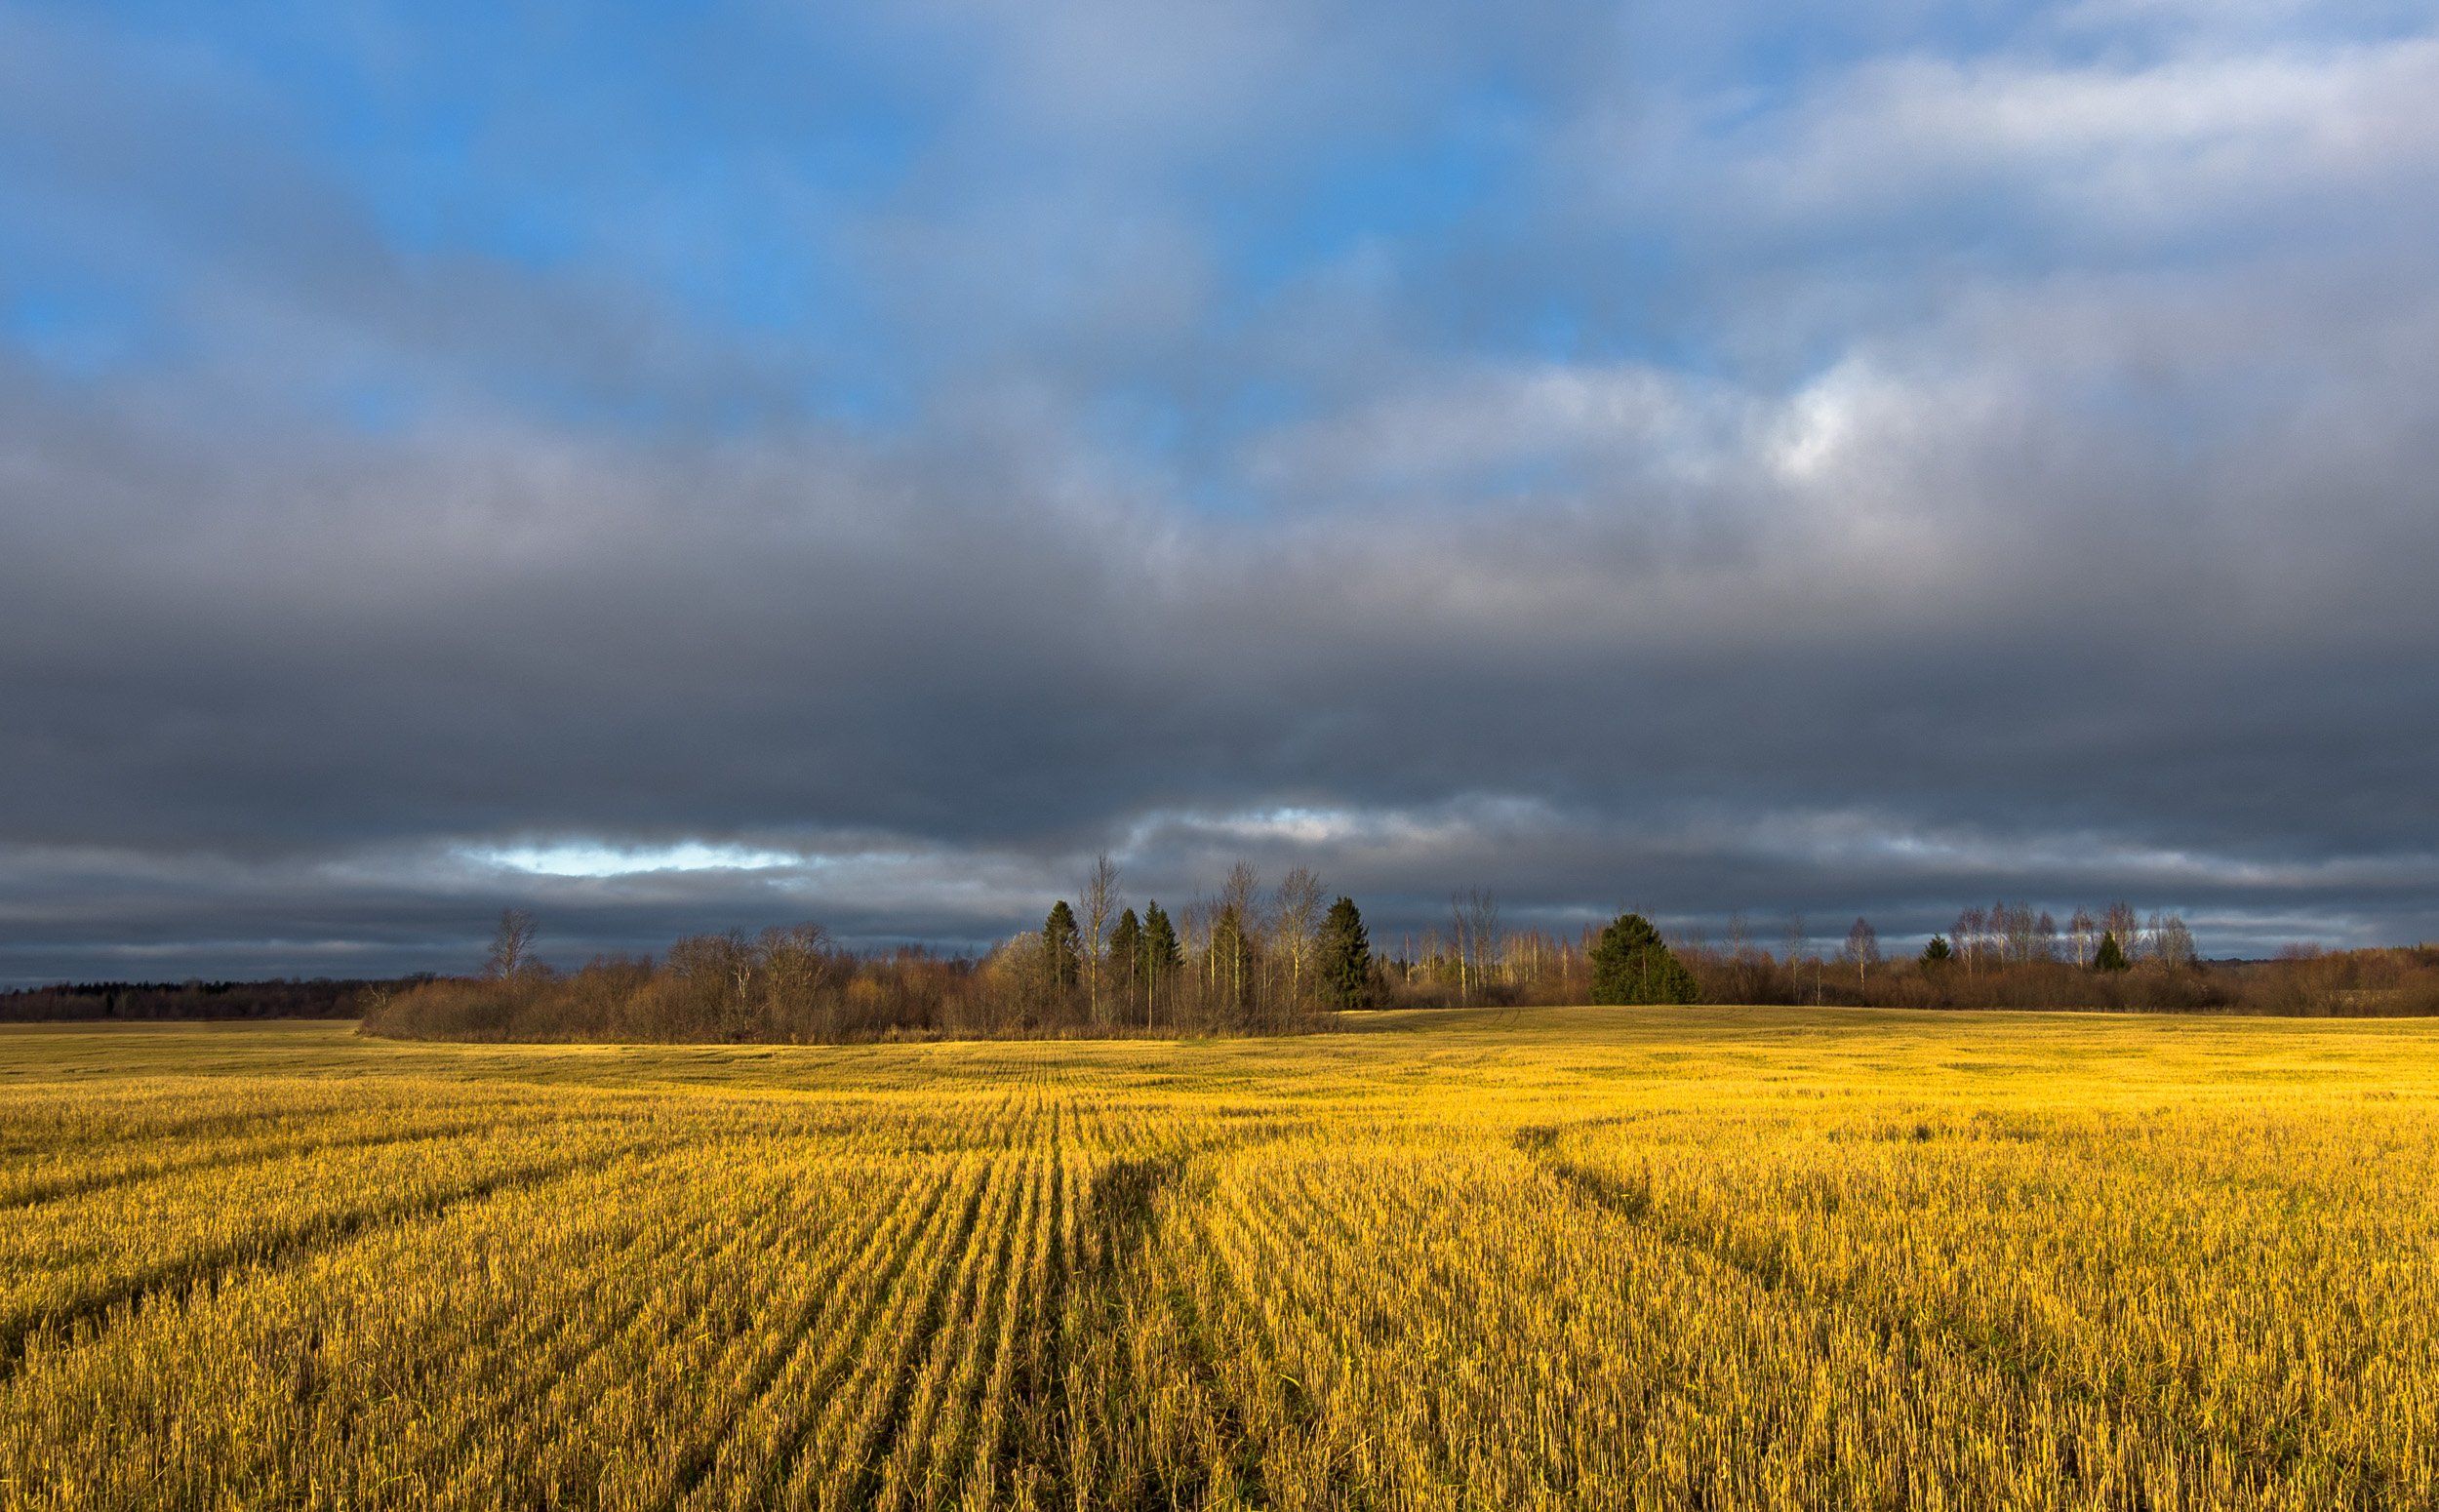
(1, 1008, 2434, 1509)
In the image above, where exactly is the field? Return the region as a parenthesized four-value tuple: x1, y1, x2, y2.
(1, 1009, 2435, 1510)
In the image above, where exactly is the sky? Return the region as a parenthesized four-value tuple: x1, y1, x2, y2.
(4, 0, 2437, 981)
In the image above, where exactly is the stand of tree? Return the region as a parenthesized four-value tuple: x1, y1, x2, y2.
(345, 887, 2439, 1044)
(0, 977, 427, 1023)
(1367, 900, 2439, 1017)
(364, 868, 1386, 1044)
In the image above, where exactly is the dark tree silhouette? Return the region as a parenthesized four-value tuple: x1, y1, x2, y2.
(2093, 931, 2132, 973)
(1140, 901, 1182, 1027)
(484, 907, 538, 980)
(1589, 913, 1698, 1005)
(1108, 907, 1141, 1001)
(1318, 896, 1375, 1011)
(1042, 900, 1081, 991)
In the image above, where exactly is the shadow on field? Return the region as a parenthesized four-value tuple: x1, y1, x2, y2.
(1037, 1151, 1302, 1511)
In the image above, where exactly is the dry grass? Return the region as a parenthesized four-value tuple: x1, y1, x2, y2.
(0, 1006, 2433, 1508)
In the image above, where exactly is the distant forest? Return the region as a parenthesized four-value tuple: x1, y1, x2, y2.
(354, 863, 2439, 1044)
(7, 867, 2427, 1035)
(0, 976, 431, 1023)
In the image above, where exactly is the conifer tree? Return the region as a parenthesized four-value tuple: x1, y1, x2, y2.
(1318, 895, 1374, 1011)
(1042, 900, 1081, 992)
(1588, 912, 1699, 1005)
(1920, 935, 1954, 966)
(1108, 907, 1141, 1001)
(1140, 901, 1181, 1026)
(2092, 930, 2132, 973)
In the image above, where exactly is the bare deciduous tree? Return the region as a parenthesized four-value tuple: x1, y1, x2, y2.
(1220, 862, 1261, 1017)
(1079, 853, 1121, 1026)
(1955, 906, 1986, 974)
(485, 908, 538, 981)
(760, 923, 833, 1037)
(2154, 913, 2198, 969)
(1448, 895, 1473, 1004)
(1272, 866, 1325, 1010)
(1467, 888, 1501, 991)
(1843, 917, 1881, 992)
(1444, 887, 1501, 1004)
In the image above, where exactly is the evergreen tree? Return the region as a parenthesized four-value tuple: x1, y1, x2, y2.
(1141, 902, 1181, 976)
(1140, 902, 1181, 1024)
(1920, 934, 1953, 966)
(1042, 900, 1081, 991)
(2092, 930, 2132, 973)
(1317, 895, 1374, 1011)
(1107, 908, 1141, 998)
(1588, 912, 1699, 1005)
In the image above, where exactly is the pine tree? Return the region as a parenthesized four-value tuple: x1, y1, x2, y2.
(1108, 908, 1141, 1001)
(2092, 930, 2132, 973)
(1920, 935, 1954, 966)
(1140, 902, 1181, 1027)
(1042, 900, 1081, 992)
(1318, 895, 1374, 1011)
(1588, 912, 1699, 1005)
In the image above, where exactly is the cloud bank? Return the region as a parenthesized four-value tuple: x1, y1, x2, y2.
(3, 0, 2435, 978)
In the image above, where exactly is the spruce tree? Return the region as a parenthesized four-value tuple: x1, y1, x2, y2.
(1108, 908, 1141, 999)
(1588, 912, 1699, 1005)
(1920, 935, 1954, 966)
(1042, 900, 1082, 991)
(2092, 930, 2132, 973)
(1140, 902, 1181, 1025)
(1318, 895, 1374, 1011)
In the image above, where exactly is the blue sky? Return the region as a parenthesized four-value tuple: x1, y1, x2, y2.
(4, 0, 2438, 977)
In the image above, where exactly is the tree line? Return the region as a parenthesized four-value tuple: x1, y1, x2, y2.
(358, 860, 1722, 1043)
(0, 977, 429, 1023)
(352, 876, 2439, 1044)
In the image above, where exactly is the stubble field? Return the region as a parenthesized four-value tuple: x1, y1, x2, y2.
(0, 1007, 2434, 1510)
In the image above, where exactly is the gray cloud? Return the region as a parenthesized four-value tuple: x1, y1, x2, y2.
(2, 1, 2436, 980)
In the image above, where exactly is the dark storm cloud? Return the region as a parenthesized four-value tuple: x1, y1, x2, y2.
(3, 1, 2437, 979)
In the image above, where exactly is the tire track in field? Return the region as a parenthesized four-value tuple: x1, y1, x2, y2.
(791, 1151, 997, 1507)
(0, 1135, 662, 1381)
(415, 1147, 824, 1496)
(660, 1156, 957, 1508)
(495, 1162, 857, 1508)
(916, 1093, 1081, 1507)
(1197, 1155, 1387, 1507)
(1509, 1121, 2405, 1507)
(1252, 1149, 1495, 1499)
(1147, 1162, 1323, 1510)
(0, 1105, 603, 1211)
(895, 1146, 1039, 1508)
(1097, 1154, 1255, 1512)
(449, 1204, 789, 1506)
(968, 1105, 1065, 1506)
(851, 1110, 1036, 1508)
(1024, 1099, 1300, 1512)
(0, 1098, 364, 1160)
(708, 1140, 998, 1509)
(10, 1146, 719, 1511)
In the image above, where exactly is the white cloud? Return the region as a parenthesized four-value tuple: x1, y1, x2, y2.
(1588, 33, 2439, 245)
(1245, 360, 1745, 497)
